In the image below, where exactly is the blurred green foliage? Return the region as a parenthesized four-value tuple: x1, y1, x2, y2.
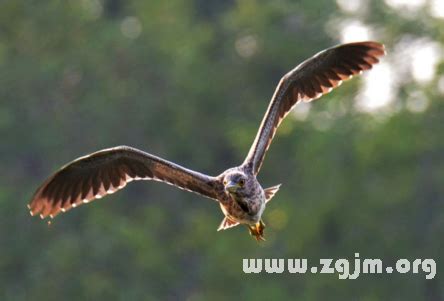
(1, 0, 443, 300)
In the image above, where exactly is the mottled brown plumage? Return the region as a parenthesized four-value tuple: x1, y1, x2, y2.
(28, 41, 385, 240)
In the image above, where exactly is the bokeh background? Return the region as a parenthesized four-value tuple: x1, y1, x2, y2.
(1, 0, 443, 300)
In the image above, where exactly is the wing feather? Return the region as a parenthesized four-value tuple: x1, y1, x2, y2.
(243, 41, 385, 174)
(29, 146, 220, 219)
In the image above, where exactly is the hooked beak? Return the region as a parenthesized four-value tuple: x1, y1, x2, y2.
(225, 181, 240, 193)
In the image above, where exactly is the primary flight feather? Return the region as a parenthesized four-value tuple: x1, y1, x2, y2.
(29, 41, 385, 240)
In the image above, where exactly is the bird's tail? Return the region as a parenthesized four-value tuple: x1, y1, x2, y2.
(264, 184, 281, 203)
(217, 217, 240, 231)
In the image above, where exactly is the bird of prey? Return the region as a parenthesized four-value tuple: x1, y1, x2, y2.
(28, 41, 385, 241)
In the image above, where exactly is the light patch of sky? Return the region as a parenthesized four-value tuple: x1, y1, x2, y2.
(336, 20, 396, 113)
(339, 19, 372, 43)
(355, 62, 395, 112)
(336, 0, 368, 14)
(335, 18, 441, 114)
(410, 41, 442, 83)
(392, 36, 442, 84)
(384, 0, 426, 18)
(385, 0, 426, 10)
(430, 0, 444, 18)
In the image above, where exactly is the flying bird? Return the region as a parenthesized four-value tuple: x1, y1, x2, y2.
(28, 41, 385, 240)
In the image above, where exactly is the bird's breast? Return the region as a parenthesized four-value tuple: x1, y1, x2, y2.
(219, 192, 265, 225)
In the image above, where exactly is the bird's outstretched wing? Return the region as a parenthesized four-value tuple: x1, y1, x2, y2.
(28, 146, 220, 219)
(243, 41, 385, 175)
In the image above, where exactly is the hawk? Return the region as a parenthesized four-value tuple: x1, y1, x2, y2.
(28, 41, 385, 240)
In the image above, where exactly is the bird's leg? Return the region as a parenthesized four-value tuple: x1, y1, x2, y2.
(248, 220, 266, 241)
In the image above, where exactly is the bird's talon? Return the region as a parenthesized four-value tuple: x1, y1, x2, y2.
(249, 221, 266, 241)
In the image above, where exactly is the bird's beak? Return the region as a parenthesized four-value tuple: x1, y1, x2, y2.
(225, 181, 239, 193)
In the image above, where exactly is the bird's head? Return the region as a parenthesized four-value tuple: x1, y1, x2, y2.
(223, 172, 248, 195)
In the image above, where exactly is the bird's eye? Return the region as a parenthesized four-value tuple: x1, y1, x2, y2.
(223, 180, 227, 185)
(239, 179, 245, 187)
